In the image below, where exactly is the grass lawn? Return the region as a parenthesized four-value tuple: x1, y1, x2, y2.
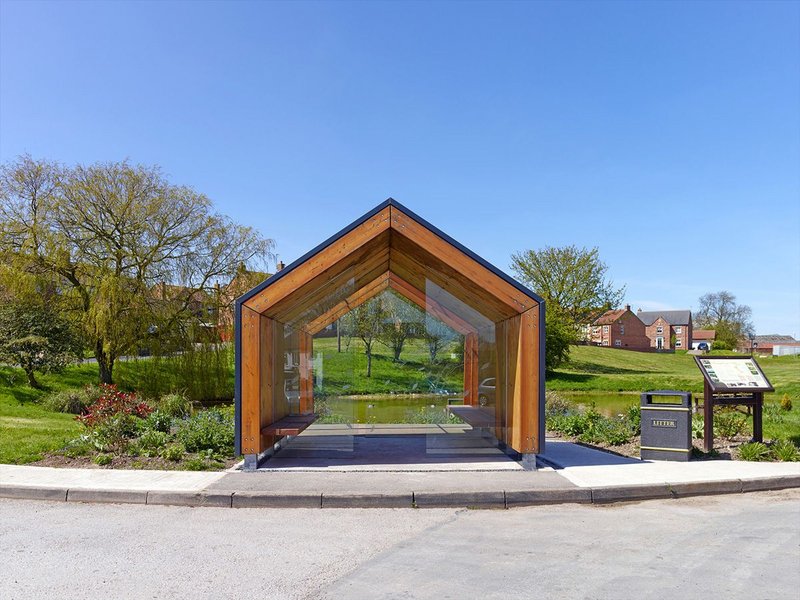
(0, 364, 97, 464)
(313, 336, 464, 396)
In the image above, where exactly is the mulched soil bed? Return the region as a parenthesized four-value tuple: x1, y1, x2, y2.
(547, 431, 753, 461)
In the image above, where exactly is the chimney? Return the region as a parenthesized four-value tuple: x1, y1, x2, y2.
(625, 304, 631, 312)
(276, 261, 285, 272)
(637, 307, 642, 313)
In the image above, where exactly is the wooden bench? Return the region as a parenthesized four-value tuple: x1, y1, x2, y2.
(261, 413, 318, 437)
(447, 405, 495, 428)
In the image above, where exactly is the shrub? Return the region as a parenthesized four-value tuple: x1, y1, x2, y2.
(77, 385, 152, 451)
(625, 405, 641, 435)
(692, 414, 705, 439)
(738, 442, 771, 462)
(162, 443, 186, 462)
(94, 453, 113, 466)
(780, 394, 793, 412)
(158, 392, 193, 418)
(176, 407, 234, 455)
(43, 385, 103, 414)
(404, 406, 460, 425)
(545, 391, 572, 419)
(714, 409, 748, 439)
(142, 410, 173, 434)
(771, 439, 799, 462)
(62, 437, 93, 458)
(135, 430, 169, 457)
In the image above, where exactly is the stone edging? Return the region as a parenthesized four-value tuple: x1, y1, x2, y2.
(0, 475, 798, 509)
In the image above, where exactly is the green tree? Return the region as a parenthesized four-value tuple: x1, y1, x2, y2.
(695, 291, 754, 349)
(0, 155, 274, 384)
(343, 297, 388, 377)
(422, 316, 457, 363)
(510, 245, 624, 370)
(0, 301, 83, 388)
(378, 293, 422, 361)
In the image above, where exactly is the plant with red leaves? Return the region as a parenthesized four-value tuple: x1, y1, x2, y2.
(77, 384, 152, 451)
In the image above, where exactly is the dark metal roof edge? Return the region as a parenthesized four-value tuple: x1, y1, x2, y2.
(236, 197, 544, 308)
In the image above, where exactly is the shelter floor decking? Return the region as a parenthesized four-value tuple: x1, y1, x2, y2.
(257, 423, 523, 472)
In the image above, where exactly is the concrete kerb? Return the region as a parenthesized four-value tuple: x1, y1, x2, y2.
(1, 476, 798, 509)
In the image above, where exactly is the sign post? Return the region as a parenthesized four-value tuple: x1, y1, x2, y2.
(693, 356, 774, 453)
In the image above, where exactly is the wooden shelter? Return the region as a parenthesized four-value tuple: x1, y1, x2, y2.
(234, 199, 545, 468)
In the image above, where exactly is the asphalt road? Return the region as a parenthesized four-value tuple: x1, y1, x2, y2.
(1, 490, 798, 600)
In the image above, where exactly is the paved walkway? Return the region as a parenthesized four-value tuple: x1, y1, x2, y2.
(541, 440, 800, 487)
(1, 438, 798, 507)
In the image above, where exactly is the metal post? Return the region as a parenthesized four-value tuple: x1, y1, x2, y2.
(753, 391, 763, 442)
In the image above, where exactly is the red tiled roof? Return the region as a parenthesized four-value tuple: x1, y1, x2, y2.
(593, 309, 626, 325)
(693, 329, 716, 340)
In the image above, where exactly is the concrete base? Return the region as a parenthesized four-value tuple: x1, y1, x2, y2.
(520, 453, 538, 471)
(242, 454, 259, 471)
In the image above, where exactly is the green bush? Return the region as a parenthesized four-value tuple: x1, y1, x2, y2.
(157, 392, 193, 418)
(94, 453, 113, 466)
(42, 385, 103, 414)
(545, 391, 572, 419)
(714, 410, 748, 439)
(142, 410, 173, 434)
(134, 430, 169, 457)
(738, 442, 771, 462)
(176, 406, 234, 455)
(62, 437, 93, 458)
(771, 439, 799, 462)
(692, 414, 705, 439)
(162, 443, 186, 462)
(625, 405, 641, 435)
(780, 394, 793, 412)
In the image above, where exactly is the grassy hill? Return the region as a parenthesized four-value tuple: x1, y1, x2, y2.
(549, 345, 799, 400)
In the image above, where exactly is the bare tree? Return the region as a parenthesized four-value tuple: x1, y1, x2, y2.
(696, 291, 754, 349)
(342, 297, 387, 377)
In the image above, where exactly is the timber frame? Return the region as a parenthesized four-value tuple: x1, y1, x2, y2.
(234, 199, 545, 466)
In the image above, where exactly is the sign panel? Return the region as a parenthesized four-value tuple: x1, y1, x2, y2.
(694, 356, 774, 392)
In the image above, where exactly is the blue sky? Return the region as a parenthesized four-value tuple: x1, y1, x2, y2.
(1, 1, 798, 336)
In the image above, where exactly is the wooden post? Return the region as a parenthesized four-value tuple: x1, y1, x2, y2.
(703, 380, 714, 453)
(463, 332, 479, 405)
(299, 331, 313, 415)
(753, 391, 763, 442)
(241, 307, 262, 456)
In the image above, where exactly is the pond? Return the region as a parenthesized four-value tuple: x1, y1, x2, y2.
(317, 391, 645, 423)
(318, 394, 462, 424)
(560, 392, 642, 417)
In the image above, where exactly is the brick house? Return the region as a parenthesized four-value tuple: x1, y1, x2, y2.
(636, 309, 692, 350)
(589, 305, 651, 349)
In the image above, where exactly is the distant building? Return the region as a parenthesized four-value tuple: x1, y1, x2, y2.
(737, 334, 800, 356)
(588, 305, 651, 349)
(636, 309, 693, 351)
(691, 329, 716, 350)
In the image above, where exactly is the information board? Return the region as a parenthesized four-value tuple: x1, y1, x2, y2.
(694, 356, 774, 392)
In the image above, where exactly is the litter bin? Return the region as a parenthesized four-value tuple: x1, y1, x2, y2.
(640, 390, 692, 462)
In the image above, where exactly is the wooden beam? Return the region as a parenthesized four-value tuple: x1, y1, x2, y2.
(240, 306, 262, 455)
(464, 332, 480, 406)
(243, 207, 391, 314)
(390, 206, 534, 314)
(506, 308, 540, 454)
(258, 315, 277, 451)
(267, 235, 391, 324)
(386, 273, 475, 335)
(305, 272, 392, 335)
(389, 233, 515, 322)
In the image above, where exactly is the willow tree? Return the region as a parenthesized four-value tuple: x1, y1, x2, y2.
(0, 155, 274, 383)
